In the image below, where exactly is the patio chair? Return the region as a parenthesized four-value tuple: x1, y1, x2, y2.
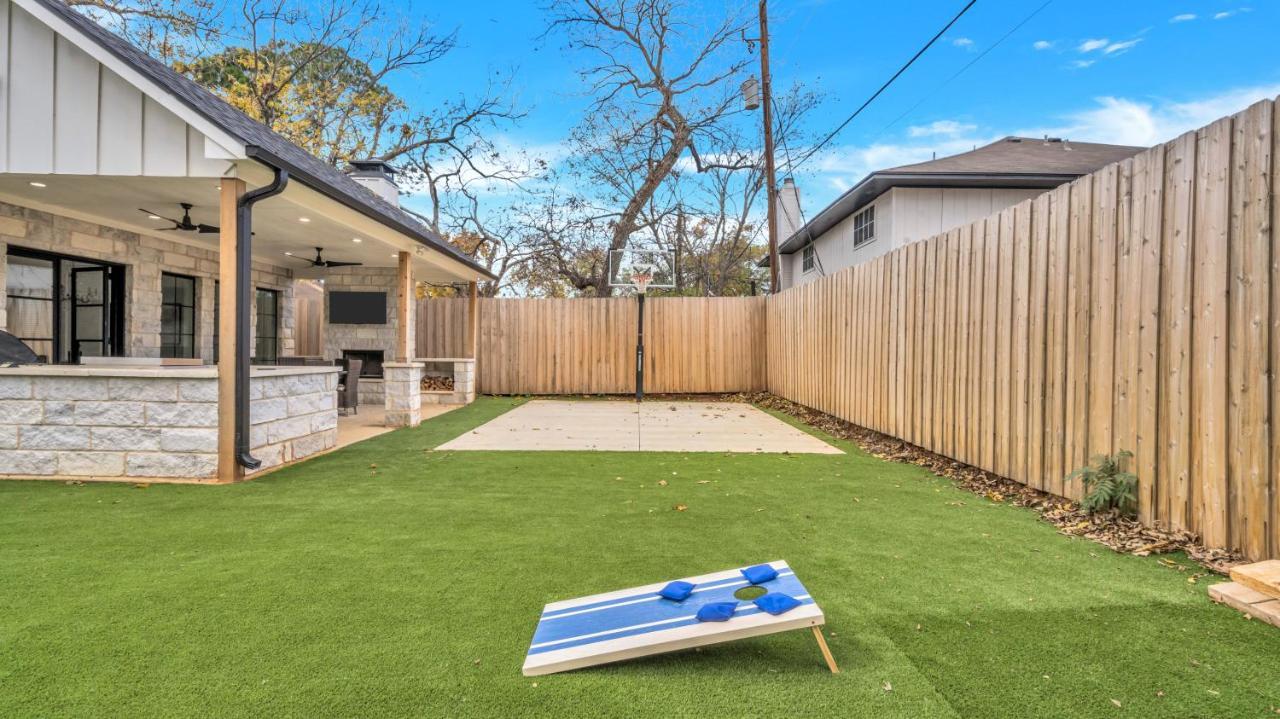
(337, 358, 361, 416)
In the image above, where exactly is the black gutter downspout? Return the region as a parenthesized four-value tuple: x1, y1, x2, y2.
(235, 167, 289, 469)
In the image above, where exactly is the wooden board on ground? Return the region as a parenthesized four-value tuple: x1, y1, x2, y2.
(1209, 581, 1280, 628)
(1228, 560, 1280, 600)
(522, 560, 830, 676)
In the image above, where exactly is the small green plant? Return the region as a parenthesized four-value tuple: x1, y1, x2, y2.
(1066, 450, 1138, 516)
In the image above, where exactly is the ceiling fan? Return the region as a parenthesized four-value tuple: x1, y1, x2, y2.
(138, 203, 219, 233)
(301, 247, 363, 268)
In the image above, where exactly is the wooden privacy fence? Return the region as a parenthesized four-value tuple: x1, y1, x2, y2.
(416, 296, 767, 395)
(768, 98, 1280, 560)
(415, 98, 1279, 560)
(416, 297, 472, 358)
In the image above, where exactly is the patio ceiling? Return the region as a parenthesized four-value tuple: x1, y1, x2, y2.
(0, 169, 476, 285)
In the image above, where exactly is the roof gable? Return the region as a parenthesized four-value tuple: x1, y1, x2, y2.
(18, 0, 493, 279)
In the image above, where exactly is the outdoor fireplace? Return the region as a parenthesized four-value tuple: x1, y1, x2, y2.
(342, 349, 384, 378)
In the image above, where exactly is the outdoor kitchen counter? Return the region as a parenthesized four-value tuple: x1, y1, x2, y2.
(0, 365, 340, 482)
(0, 364, 340, 378)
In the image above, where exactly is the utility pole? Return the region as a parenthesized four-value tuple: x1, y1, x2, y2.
(757, 0, 779, 293)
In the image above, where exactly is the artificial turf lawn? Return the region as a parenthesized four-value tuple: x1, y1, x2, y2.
(3, 397, 1279, 718)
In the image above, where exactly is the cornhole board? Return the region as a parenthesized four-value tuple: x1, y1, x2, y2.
(522, 560, 837, 676)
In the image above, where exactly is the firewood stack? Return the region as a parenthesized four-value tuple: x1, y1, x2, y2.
(421, 375, 455, 392)
(1210, 560, 1280, 628)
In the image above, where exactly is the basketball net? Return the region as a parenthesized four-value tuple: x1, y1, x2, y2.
(631, 266, 653, 294)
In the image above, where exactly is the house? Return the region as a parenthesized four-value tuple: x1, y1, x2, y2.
(768, 136, 1146, 290)
(0, 0, 493, 483)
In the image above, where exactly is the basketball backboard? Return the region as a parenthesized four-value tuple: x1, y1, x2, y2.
(608, 249, 675, 292)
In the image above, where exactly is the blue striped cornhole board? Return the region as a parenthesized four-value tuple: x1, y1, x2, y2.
(522, 560, 825, 676)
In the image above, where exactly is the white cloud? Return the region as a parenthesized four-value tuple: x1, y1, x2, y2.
(1033, 40, 1053, 50)
(952, 37, 974, 49)
(908, 120, 978, 138)
(1070, 60, 1096, 69)
(1103, 39, 1142, 55)
(1077, 38, 1109, 52)
(1018, 83, 1280, 146)
(1215, 8, 1252, 20)
(1169, 13, 1196, 22)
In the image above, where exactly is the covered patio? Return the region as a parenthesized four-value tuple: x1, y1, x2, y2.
(0, 0, 490, 483)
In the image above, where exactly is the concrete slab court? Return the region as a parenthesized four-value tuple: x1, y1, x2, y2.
(437, 400, 843, 454)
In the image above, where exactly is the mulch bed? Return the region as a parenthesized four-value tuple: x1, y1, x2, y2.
(713, 392, 1244, 575)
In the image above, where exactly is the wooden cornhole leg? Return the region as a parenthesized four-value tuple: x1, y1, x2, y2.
(811, 626, 840, 673)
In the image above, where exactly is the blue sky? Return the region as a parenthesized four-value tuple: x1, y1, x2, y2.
(387, 0, 1280, 216)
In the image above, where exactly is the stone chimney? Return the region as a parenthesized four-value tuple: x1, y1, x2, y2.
(775, 177, 803, 241)
(349, 159, 399, 207)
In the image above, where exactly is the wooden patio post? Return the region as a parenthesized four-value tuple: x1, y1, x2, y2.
(396, 251, 412, 362)
(467, 281, 478, 359)
(217, 178, 246, 483)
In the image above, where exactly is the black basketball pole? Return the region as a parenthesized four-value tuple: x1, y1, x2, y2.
(635, 292, 645, 402)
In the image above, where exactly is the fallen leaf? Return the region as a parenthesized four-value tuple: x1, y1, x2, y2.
(673, 504, 688, 512)
(133, 483, 149, 489)
(658, 479, 668, 487)
(882, 681, 893, 693)
(1111, 699, 1122, 708)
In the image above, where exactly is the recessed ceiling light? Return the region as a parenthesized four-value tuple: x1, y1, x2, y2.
(28, 181, 46, 188)
(298, 217, 311, 223)
(284, 252, 293, 256)
(352, 237, 362, 243)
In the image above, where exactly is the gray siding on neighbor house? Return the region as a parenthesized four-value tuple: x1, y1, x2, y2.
(784, 186, 1043, 289)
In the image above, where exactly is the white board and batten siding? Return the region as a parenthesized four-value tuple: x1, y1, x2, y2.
(0, 0, 235, 177)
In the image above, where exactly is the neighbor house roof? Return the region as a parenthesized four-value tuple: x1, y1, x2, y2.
(776, 136, 1145, 256)
(34, 0, 495, 280)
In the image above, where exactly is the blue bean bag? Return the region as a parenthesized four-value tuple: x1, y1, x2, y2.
(657, 580, 695, 602)
(695, 602, 738, 622)
(753, 592, 802, 616)
(740, 564, 778, 585)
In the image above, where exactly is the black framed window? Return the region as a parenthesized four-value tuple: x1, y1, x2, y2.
(255, 287, 280, 362)
(4, 252, 55, 361)
(161, 273, 197, 358)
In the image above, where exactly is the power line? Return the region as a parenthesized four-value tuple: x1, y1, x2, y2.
(782, 0, 978, 175)
(870, 0, 1054, 141)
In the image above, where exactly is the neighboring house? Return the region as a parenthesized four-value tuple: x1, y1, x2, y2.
(0, 0, 492, 483)
(768, 137, 1146, 290)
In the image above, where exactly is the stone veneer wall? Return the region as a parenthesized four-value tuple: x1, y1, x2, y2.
(0, 368, 338, 481)
(0, 201, 295, 361)
(322, 265, 414, 403)
(419, 359, 476, 406)
(247, 369, 340, 473)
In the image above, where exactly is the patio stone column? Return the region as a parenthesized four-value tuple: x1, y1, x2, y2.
(383, 361, 424, 427)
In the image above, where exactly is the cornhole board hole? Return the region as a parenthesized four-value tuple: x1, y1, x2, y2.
(522, 560, 838, 676)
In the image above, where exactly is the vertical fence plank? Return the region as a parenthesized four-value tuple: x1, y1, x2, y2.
(1228, 101, 1273, 557)
(1193, 117, 1232, 547)
(1090, 164, 1120, 459)
(1134, 148, 1166, 525)
(1161, 132, 1197, 531)
(1027, 194, 1051, 489)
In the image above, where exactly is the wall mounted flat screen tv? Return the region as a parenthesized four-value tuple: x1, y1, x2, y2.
(329, 291, 387, 324)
